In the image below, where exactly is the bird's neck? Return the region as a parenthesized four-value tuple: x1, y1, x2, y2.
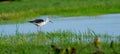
(45, 19, 49, 23)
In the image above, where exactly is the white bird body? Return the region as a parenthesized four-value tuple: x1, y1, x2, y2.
(35, 19, 49, 27)
(29, 18, 52, 33)
(29, 18, 50, 27)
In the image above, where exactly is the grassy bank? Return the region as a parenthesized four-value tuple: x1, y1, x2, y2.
(0, 31, 120, 54)
(0, 0, 120, 24)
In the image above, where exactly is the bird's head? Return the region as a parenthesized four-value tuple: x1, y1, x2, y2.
(49, 20, 53, 23)
(46, 18, 53, 23)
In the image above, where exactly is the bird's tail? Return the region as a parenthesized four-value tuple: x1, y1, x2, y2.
(28, 21, 34, 23)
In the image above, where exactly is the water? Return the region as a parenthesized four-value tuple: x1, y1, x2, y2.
(0, 14, 120, 36)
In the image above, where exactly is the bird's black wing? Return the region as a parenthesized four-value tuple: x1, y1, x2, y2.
(34, 19, 44, 23)
(29, 19, 44, 23)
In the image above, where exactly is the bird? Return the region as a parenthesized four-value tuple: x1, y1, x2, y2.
(29, 18, 52, 34)
(66, 47, 76, 54)
(94, 38, 101, 48)
(50, 45, 64, 54)
(93, 38, 105, 54)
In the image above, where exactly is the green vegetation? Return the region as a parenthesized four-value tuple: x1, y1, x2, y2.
(0, 0, 120, 24)
(0, 0, 120, 53)
(0, 31, 120, 54)
(0, 0, 20, 2)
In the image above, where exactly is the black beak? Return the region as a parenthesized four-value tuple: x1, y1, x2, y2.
(49, 21, 53, 23)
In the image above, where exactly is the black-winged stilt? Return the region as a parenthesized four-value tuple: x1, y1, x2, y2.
(29, 18, 52, 33)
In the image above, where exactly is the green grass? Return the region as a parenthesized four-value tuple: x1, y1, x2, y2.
(0, 31, 120, 54)
(0, 0, 120, 24)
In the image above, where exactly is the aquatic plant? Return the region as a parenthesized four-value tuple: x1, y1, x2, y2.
(0, 31, 119, 54)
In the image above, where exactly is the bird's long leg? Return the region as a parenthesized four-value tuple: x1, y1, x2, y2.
(37, 26, 39, 34)
(40, 27, 42, 36)
(35, 26, 39, 44)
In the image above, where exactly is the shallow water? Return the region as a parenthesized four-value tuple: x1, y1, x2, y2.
(0, 14, 120, 36)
